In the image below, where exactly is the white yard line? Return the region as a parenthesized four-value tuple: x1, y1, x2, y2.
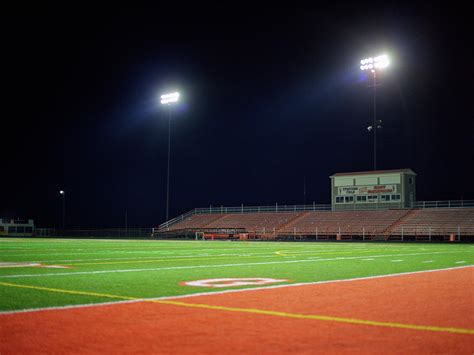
(0, 248, 403, 264)
(0, 251, 467, 279)
(1, 265, 471, 316)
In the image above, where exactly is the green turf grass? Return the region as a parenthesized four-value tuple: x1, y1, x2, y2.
(1, 238, 473, 312)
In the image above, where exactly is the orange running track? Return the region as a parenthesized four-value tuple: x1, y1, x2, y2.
(1, 267, 473, 354)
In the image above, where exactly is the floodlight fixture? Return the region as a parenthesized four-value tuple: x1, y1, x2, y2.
(160, 92, 180, 104)
(59, 190, 65, 195)
(360, 54, 389, 71)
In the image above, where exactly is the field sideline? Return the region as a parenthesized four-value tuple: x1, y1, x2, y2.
(1, 238, 473, 353)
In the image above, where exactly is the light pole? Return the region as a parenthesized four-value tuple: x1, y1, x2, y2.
(59, 190, 65, 229)
(160, 91, 180, 224)
(360, 54, 390, 170)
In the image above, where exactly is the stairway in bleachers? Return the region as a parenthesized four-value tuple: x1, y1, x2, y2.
(276, 212, 309, 234)
(383, 209, 420, 239)
(201, 214, 230, 228)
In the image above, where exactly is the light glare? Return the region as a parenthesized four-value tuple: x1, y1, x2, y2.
(160, 92, 180, 104)
(360, 54, 390, 71)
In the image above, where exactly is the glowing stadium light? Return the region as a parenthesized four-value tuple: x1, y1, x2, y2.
(160, 92, 180, 104)
(59, 190, 65, 195)
(360, 54, 389, 71)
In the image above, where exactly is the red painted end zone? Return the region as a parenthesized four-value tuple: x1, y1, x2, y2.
(1, 267, 473, 354)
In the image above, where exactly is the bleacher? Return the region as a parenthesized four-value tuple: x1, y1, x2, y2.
(388, 209, 474, 236)
(160, 207, 474, 241)
(278, 210, 408, 236)
(168, 214, 225, 230)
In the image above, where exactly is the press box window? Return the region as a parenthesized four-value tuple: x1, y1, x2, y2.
(380, 194, 391, 202)
(367, 195, 378, 203)
(391, 194, 401, 201)
(356, 195, 367, 203)
(345, 196, 354, 203)
(335, 196, 344, 204)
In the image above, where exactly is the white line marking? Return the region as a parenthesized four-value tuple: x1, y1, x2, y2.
(455, 261, 466, 264)
(391, 260, 404, 262)
(362, 258, 374, 261)
(0, 263, 42, 268)
(0, 265, 471, 316)
(3, 252, 280, 264)
(422, 261, 434, 263)
(0, 251, 467, 279)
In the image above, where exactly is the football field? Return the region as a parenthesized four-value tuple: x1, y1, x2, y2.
(1, 238, 473, 353)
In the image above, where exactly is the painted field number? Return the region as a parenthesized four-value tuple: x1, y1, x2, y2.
(182, 278, 288, 288)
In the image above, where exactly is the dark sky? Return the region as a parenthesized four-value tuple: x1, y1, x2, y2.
(3, 3, 473, 228)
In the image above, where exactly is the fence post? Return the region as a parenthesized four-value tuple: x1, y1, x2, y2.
(458, 226, 460, 242)
(363, 227, 365, 241)
(241, 203, 244, 214)
(276, 202, 278, 212)
(316, 227, 318, 240)
(401, 226, 404, 242)
(429, 227, 431, 242)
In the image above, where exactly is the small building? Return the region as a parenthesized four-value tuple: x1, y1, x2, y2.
(330, 169, 416, 211)
(0, 218, 35, 237)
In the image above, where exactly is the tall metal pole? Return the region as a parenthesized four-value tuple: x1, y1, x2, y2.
(303, 176, 306, 205)
(166, 105, 171, 223)
(373, 70, 377, 170)
(62, 193, 65, 229)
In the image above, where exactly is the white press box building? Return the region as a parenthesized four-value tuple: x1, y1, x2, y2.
(330, 169, 417, 210)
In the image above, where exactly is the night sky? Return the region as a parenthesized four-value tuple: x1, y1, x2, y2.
(3, 4, 473, 228)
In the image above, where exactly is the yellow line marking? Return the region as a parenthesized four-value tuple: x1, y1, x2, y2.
(154, 300, 474, 335)
(0, 281, 135, 301)
(1, 281, 473, 335)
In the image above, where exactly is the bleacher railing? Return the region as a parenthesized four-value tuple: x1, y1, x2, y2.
(158, 199, 474, 231)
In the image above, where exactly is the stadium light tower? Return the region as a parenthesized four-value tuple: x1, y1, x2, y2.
(360, 54, 390, 170)
(59, 190, 66, 229)
(160, 91, 180, 225)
